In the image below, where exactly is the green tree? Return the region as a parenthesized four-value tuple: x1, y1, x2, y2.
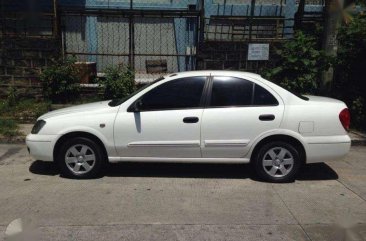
(100, 65, 135, 100)
(264, 31, 332, 94)
(40, 58, 80, 103)
(333, 14, 366, 129)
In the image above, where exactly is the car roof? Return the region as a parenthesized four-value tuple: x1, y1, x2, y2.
(165, 70, 261, 80)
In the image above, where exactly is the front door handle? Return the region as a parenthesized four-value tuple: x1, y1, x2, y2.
(259, 114, 275, 121)
(183, 117, 199, 123)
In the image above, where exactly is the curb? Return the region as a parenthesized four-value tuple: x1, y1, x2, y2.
(351, 139, 366, 146)
(0, 136, 25, 145)
(349, 130, 366, 146)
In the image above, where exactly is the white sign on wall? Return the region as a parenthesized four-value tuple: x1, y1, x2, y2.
(248, 43, 270, 61)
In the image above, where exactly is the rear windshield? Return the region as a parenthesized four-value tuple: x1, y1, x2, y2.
(108, 77, 165, 107)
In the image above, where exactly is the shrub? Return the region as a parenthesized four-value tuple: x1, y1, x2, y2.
(0, 119, 19, 137)
(0, 99, 51, 123)
(6, 87, 18, 107)
(40, 58, 80, 103)
(333, 14, 366, 130)
(263, 31, 332, 94)
(100, 65, 135, 100)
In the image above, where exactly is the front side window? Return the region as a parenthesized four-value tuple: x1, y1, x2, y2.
(137, 76, 206, 111)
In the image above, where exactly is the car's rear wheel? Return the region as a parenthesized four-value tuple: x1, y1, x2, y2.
(56, 137, 104, 178)
(254, 141, 302, 183)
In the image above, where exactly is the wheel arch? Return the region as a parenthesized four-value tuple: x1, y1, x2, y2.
(249, 134, 306, 164)
(53, 131, 108, 162)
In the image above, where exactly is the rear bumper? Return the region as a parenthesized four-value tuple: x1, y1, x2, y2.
(304, 135, 351, 163)
(26, 134, 58, 162)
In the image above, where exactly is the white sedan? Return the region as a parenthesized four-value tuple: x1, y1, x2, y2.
(26, 71, 351, 182)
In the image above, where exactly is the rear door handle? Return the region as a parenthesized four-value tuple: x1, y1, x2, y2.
(259, 114, 275, 121)
(183, 117, 199, 123)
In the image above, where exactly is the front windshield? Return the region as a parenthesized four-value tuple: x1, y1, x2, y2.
(108, 76, 164, 107)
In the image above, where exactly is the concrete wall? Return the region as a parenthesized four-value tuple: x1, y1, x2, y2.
(0, 37, 60, 88)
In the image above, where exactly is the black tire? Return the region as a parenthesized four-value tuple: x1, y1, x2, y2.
(56, 137, 105, 179)
(253, 141, 302, 183)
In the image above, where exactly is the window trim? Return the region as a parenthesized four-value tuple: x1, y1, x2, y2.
(127, 76, 210, 112)
(205, 76, 279, 108)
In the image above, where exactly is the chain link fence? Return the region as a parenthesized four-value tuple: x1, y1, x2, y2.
(61, 9, 199, 83)
(0, 0, 326, 87)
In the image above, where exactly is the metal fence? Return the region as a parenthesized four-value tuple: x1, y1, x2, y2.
(60, 8, 200, 82)
(0, 0, 326, 85)
(204, 16, 294, 41)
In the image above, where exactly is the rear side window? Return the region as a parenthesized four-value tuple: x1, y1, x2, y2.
(253, 84, 279, 106)
(138, 76, 206, 111)
(209, 76, 278, 107)
(210, 76, 253, 107)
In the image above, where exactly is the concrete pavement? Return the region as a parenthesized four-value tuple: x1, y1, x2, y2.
(0, 144, 365, 240)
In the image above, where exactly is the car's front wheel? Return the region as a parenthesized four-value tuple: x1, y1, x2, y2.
(254, 141, 302, 183)
(56, 137, 104, 178)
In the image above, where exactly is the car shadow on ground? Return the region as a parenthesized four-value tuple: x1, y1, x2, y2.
(29, 161, 338, 181)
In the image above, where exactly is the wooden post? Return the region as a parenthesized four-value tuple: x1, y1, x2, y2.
(294, 0, 305, 31)
(129, 0, 135, 69)
(53, 0, 58, 37)
(199, 0, 205, 42)
(249, 0, 256, 41)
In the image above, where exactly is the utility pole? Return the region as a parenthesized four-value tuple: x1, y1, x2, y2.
(53, 0, 59, 38)
(199, 0, 205, 42)
(129, 0, 135, 69)
(248, 0, 255, 41)
(321, 0, 344, 92)
(294, 0, 305, 31)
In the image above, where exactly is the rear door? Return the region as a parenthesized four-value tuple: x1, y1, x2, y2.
(201, 76, 284, 158)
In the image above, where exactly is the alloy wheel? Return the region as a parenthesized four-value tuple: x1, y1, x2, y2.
(262, 147, 294, 178)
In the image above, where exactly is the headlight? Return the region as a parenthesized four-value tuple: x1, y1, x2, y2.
(31, 120, 46, 134)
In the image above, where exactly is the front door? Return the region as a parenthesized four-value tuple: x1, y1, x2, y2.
(114, 76, 207, 158)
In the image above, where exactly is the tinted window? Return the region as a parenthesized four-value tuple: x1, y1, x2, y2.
(210, 77, 254, 107)
(253, 84, 279, 106)
(138, 77, 206, 111)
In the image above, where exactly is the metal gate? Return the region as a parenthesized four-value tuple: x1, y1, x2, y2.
(61, 8, 200, 82)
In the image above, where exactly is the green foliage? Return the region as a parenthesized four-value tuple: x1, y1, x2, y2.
(351, 97, 366, 128)
(0, 119, 19, 137)
(334, 14, 366, 129)
(263, 31, 332, 94)
(0, 99, 51, 122)
(40, 58, 80, 103)
(100, 65, 135, 100)
(6, 87, 18, 107)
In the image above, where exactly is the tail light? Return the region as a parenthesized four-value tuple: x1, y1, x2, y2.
(339, 108, 350, 131)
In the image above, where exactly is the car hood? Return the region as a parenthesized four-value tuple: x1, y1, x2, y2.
(39, 100, 112, 120)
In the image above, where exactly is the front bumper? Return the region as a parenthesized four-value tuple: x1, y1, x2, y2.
(26, 134, 58, 161)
